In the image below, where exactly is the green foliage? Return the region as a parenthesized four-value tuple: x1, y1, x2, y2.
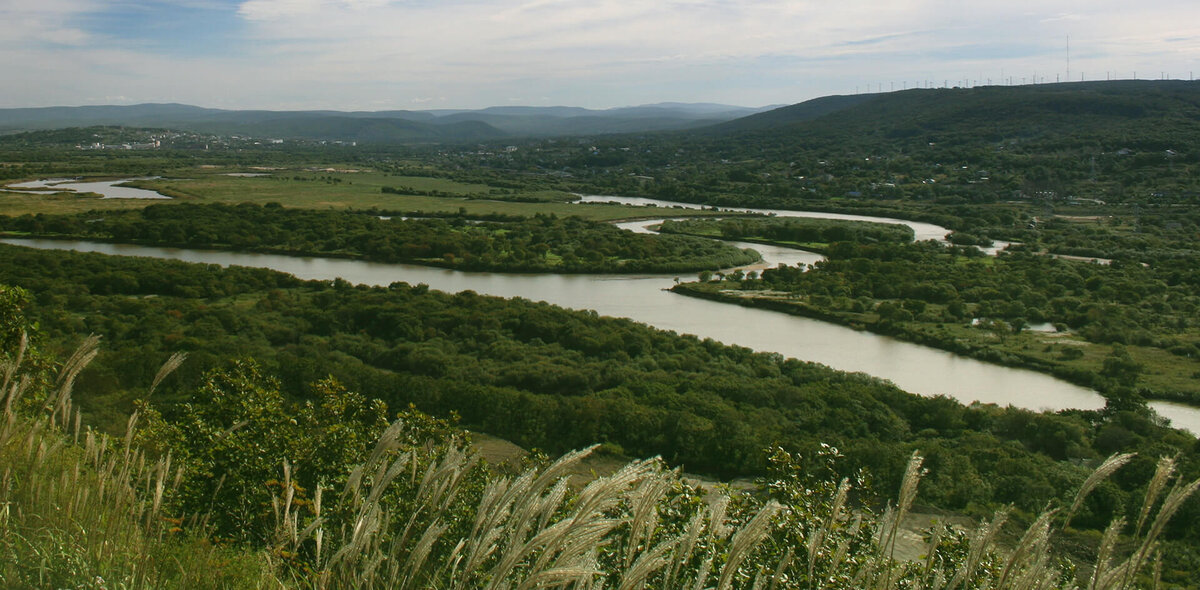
(0, 302, 284, 589)
(5, 283, 1200, 587)
(1, 203, 760, 273)
(660, 216, 915, 248)
(135, 361, 391, 545)
(4, 247, 1199, 554)
(735, 239, 1200, 401)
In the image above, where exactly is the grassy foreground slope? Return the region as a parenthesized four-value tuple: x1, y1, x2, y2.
(4, 284, 1200, 589)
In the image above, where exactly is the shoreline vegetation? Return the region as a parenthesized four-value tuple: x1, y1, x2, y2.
(671, 241, 1200, 410)
(0, 203, 761, 274)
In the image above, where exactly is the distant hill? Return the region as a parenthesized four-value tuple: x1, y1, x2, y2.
(706, 80, 1200, 152)
(0, 102, 775, 142)
(707, 94, 881, 133)
(183, 115, 506, 143)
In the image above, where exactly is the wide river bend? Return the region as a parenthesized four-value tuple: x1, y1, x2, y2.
(4, 194, 1197, 433)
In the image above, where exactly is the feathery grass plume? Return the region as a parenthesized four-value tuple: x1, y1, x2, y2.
(466, 448, 605, 587)
(520, 564, 604, 588)
(996, 508, 1058, 589)
(1064, 452, 1135, 530)
(456, 477, 518, 581)
(920, 523, 946, 581)
(709, 492, 732, 539)
(617, 534, 677, 590)
(399, 518, 449, 588)
(716, 500, 783, 590)
(663, 507, 708, 588)
(392, 440, 476, 561)
(945, 507, 1008, 590)
(487, 459, 653, 588)
(1134, 456, 1175, 538)
(1152, 550, 1163, 589)
(148, 352, 187, 397)
(690, 552, 717, 590)
(0, 330, 26, 397)
(807, 476, 851, 580)
(766, 546, 794, 590)
(1120, 470, 1200, 588)
(47, 334, 100, 414)
(829, 512, 864, 575)
(1088, 516, 1125, 590)
(623, 465, 672, 570)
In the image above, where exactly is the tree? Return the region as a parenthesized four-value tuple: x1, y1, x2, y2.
(1102, 344, 1143, 388)
(135, 360, 390, 545)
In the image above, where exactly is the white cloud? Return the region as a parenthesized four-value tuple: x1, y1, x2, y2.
(1, 0, 1198, 109)
(0, 0, 98, 46)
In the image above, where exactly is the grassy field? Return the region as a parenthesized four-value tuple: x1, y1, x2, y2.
(2, 168, 708, 221)
(0, 190, 153, 216)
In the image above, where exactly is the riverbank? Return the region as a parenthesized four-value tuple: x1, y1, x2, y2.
(671, 282, 1200, 414)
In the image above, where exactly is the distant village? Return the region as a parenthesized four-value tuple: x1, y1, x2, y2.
(73, 129, 357, 150)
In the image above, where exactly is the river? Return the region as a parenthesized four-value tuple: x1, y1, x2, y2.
(3, 191, 1196, 433)
(4, 236, 1197, 434)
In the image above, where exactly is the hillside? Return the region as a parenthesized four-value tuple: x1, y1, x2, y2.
(711, 80, 1200, 151)
(0, 101, 775, 141)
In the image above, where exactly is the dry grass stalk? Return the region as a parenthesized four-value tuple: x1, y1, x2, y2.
(1, 331, 27, 395)
(945, 507, 1008, 590)
(1134, 456, 1175, 538)
(1088, 516, 1125, 590)
(148, 352, 188, 397)
(1064, 452, 1135, 530)
(46, 334, 100, 417)
(1119, 468, 1200, 589)
(995, 508, 1058, 589)
(716, 501, 783, 590)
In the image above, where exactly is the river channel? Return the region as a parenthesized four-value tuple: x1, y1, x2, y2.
(3, 192, 1197, 433)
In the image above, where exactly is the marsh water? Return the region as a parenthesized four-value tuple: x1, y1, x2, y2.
(4, 178, 169, 199)
(4, 190, 1198, 433)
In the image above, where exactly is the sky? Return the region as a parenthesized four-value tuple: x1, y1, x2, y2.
(1, 0, 1198, 111)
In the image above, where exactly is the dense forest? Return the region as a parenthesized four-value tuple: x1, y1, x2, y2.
(2, 243, 1199, 561)
(0, 203, 759, 273)
(675, 238, 1200, 404)
(658, 216, 915, 251)
(6, 291, 1198, 588)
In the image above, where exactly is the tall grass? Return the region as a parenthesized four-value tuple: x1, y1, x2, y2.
(4, 334, 1199, 588)
(0, 335, 281, 588)
(274, 433, 1198, 589)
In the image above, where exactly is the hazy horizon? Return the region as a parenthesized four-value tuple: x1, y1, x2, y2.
(2, 0, 1197, 111)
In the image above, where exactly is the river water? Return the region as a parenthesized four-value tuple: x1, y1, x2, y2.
(4, 178, 169, 199)
(4, 236, 1197, 434)
(3, 191, 1196, 433)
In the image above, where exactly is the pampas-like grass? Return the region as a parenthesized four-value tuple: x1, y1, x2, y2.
(1064, 452, 1134, 530)
(7, 334, 1200, 590)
